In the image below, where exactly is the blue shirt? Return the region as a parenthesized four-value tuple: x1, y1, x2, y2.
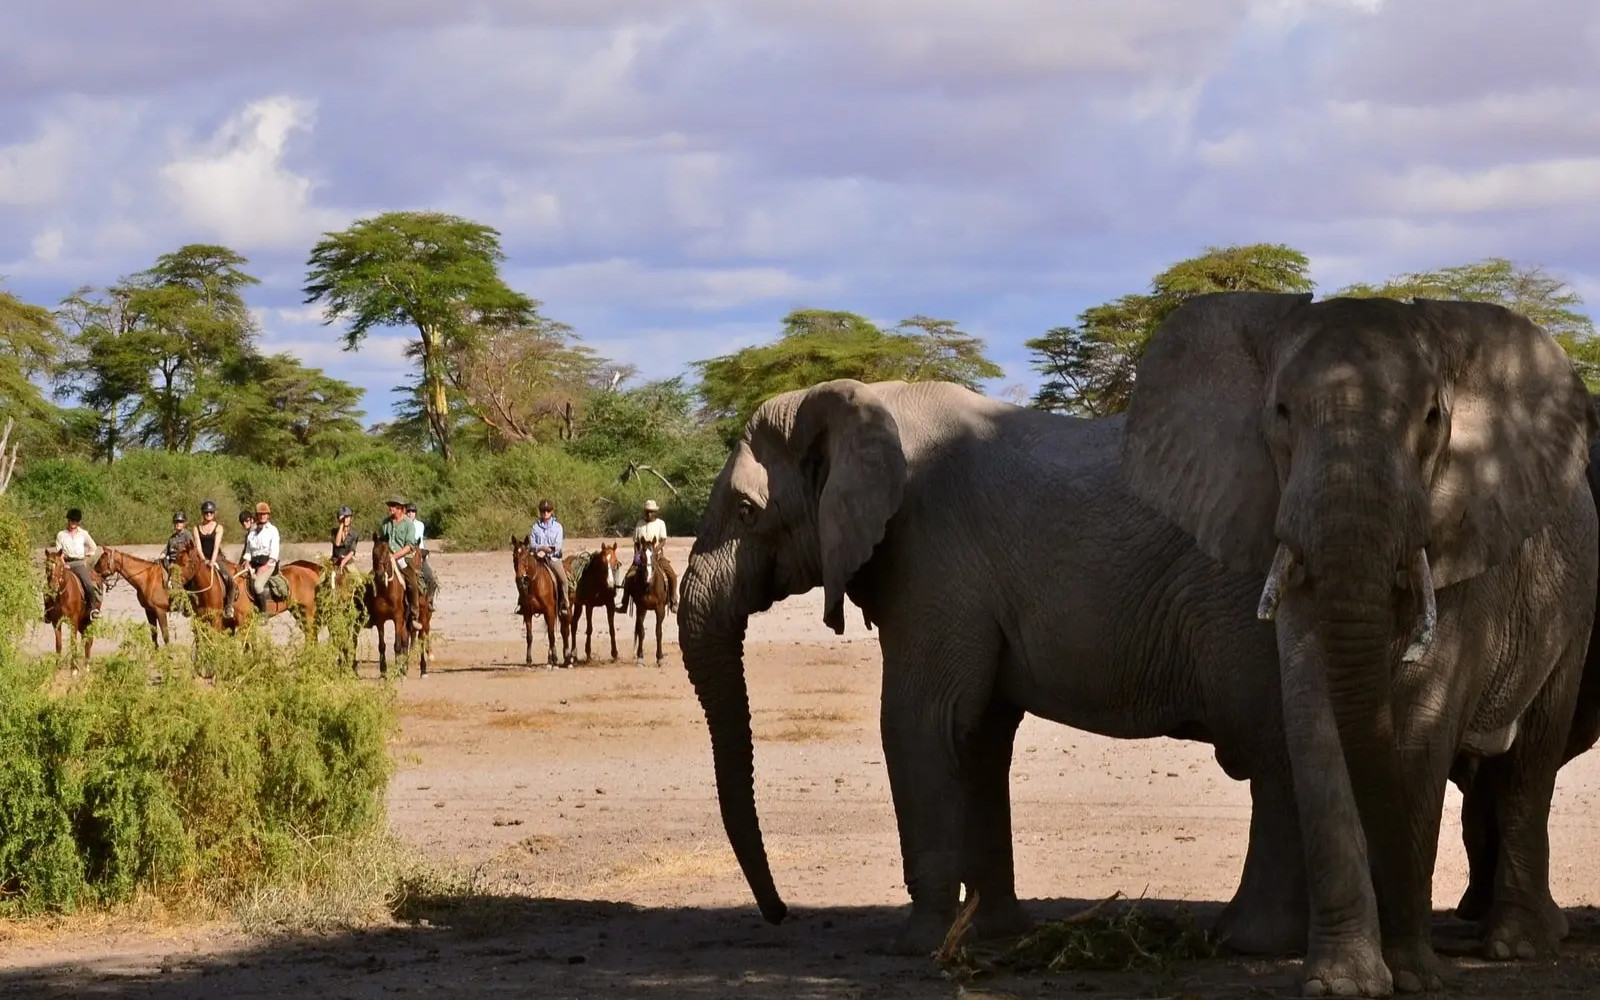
(528, 517, 563, 557)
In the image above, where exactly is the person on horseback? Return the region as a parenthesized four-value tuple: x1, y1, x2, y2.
(524, 499, 568, 615)
(242, 502, 281, 612)
(54, 508, 103, 620)
(406, 501, 438, 598)
(161, 511, 191, 583)
(379, 496, 424, 630)
(196, 500, 236, 621)
(623, 499, 676, 613)
(331, 506, 357, 574)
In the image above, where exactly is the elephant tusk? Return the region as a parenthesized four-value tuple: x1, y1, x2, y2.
(1257, 543, 1294, 621)
(1401, 549, 1437, 664)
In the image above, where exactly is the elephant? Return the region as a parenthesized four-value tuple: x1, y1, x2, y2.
(1120, 293, 1598, 996)
(679, 377, 1310, 962)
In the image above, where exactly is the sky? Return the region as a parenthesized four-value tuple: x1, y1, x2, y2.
(4, 0, 1600, 421)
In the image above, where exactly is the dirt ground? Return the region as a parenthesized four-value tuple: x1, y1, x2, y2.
(8, 540, 1600, 998)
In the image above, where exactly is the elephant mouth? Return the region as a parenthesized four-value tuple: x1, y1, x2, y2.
(1256, 542, 1437, 662)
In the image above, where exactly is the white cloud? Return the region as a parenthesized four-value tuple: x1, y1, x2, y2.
(522, 258, 839, 311)
(1380, 158, 1600, 215)
(0, 118, 77, 207)
(30, 228, 64, 262)
(159, 95, 347, 250)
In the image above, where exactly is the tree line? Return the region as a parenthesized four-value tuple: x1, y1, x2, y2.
(2, 213, 1594, 542)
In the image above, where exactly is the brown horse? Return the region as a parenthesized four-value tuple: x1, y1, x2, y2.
(511, 535, 567, 668)
(562, 542, 624, 663)
(95, 547, 172, 646)
(622, 538, 674, 667)
(172, 535, 251, 633)
(364, 535, 420, 677)
(43, 548, 95, 667)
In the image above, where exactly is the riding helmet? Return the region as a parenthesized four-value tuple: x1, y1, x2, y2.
(338, 505, 353, 518)
(173, 511, 187, 524)
(538, 499, 554, 513)
(200, 499, 217, 514)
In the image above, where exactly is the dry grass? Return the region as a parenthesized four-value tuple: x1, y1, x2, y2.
(591, 842, 740, 889)
(484, 709, 598, 731)
(756, 706, 856, 743)
(790, 682, 858, 696)
(577, 683, 674, 703)
(505, 834, 566, 856)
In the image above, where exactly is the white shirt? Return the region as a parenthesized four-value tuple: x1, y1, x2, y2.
(55, 527, 98, 561)
(634, 517, 668, 545)
(414, 518, 427, 549)
(244, 522, 281, 562)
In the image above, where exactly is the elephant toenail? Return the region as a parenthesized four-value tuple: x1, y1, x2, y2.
(1330, 977, 1361, 997)
(1395, 971, 1422, 993)
(1515, 941, 1536, 960)
(1303, 980, 1329, 997)
(1489, 940, 1511, 960)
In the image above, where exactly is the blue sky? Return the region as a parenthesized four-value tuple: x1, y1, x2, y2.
(4, 0, 1600, 420)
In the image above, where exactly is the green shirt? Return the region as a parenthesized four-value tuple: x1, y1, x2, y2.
(379, 517, 421, 552)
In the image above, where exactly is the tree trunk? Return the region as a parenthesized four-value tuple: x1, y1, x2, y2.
(419, 324, 454, 462)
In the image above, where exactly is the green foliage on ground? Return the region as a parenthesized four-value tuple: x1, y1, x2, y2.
(0, 494, 395, 915)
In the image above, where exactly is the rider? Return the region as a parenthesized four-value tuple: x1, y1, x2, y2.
(379, 496, 424, 630)
(331, 506, 357, 574)
(241, 502, 281, 612)
(161, 511, 191, 586)
(195, 500, 236, 621)
(54, 508, 103, 620)
(624, 499, 677, 613)
(525, 499, 568, 615)
(405, 501, 438, 598)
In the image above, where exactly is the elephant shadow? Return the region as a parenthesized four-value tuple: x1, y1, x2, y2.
(11, 894, 1600, 999)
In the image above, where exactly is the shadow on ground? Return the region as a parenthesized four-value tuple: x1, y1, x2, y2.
(7, 896, 1600, 1000)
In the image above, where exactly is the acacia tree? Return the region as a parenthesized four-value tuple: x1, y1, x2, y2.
(213, 353, 366, 466)
(304, 211, 536, 461)
(446, 309, 607, 447)
(1028, 244, 1315, 415)
(0, 288, 71, 451)
(693, 308, 1003, 440)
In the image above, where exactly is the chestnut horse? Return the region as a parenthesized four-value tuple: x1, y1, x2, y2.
(562, 542, 624, 663)
(43, 548, 95, 667)
(173, 535, 250, 633)
(511, 535, 567, 668)
(95, 547, 172, 646)
(365, 535, 428, 677)
(621, 538, 674, 667)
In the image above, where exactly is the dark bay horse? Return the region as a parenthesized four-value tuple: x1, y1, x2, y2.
(95, 547, 172, 646)
(365, 536, 411, 677)
(622, 539, 674, 667)
(562, 542, 624, 663)
(512, 535, 567, 668)
(43, 548, 95, 667)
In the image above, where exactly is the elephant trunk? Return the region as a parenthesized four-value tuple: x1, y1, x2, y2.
(678, 554, 788, 925)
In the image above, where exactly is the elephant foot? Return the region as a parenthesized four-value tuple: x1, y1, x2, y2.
(1301, 937, 1393, 997)
(885, 908, 956, 957)
(971, 898, 1033, 944)
(1383, 941, 1444, 993)
(1454, 880, 1492, 923)
(1215, 894, 1307, 955)
(1482, 897, 1565, 961)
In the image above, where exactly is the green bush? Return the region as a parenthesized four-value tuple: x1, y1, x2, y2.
(9, 436, 725, 548)
(0, 496, 394, 914)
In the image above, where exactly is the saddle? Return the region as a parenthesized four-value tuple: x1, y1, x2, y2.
(265, 573, 290, 602)
(567, 551, 593, 600)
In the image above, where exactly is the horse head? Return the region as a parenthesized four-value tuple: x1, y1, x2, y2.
(600, 541, 625, 591)
(43, 547, 67, 597)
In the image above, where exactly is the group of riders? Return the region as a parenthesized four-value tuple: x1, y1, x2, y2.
(51, 494, 674, 629)
(520, 497, 678, 617)
(51, 496, 439, 630)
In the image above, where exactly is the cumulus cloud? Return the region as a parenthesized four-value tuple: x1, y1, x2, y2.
(160, 96, 347, 250)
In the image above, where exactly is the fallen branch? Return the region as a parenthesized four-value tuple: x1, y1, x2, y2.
(617, 461, 680, 500)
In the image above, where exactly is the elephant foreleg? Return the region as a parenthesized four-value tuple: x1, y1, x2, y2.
(1214, 761, 1309, 955)
(1454, 761, 1498, 923)
(959, 699, 1029, 943)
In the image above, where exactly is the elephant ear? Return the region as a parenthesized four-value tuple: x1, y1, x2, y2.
(1121, 291, 1314, 574)
(788, 380, 907, 634)
(1416, 299, 1598, 588)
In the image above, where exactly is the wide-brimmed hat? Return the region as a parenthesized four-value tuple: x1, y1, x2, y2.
(254, 502, 272, 515)
(643, 499, 659, 512)
(385, 495, 406, 508)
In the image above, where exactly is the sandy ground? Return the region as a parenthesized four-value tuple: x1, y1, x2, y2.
(8, 540, 1600, 998)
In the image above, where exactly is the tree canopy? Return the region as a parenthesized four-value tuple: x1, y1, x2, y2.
(304, 211, 536, 461)
(694, 308, 1003, 440)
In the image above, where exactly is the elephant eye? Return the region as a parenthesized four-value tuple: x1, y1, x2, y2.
(1274, 402, 1290, 423)
(1425, 405, 1440, 426)
(737, 497, 757, 523)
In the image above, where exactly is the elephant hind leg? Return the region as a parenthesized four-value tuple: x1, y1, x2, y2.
(959, 698, 1030, 944)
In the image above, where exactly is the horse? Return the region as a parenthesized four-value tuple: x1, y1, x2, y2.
(562, 541, 624, 663)
(621, 538, 674, 667)
(42, 548, 95, 667)
(364, 535, 420, 677)
(511, 535, 567, 668)
(95, 547, 173, 646)
(172, 535, 251, 634)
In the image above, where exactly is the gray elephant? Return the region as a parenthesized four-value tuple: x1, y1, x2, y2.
(679, 378, 1312, 962)
(1121, 293, 1598, 995)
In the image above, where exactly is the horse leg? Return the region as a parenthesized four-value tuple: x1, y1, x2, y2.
(655, 606, 664, 666)
(378, 621, 389, 678)
(146, 609, 160, 646)
(634, 605, 645, 667)
(546, 608, 558, 668)
(524, 614, 534, 668)
(606, 601, 618, 661)
(584, 604, 595, 663)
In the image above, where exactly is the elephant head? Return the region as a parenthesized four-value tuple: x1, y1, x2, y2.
(1120, 291, 1595, 937)
(678, 379, 907, 923)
